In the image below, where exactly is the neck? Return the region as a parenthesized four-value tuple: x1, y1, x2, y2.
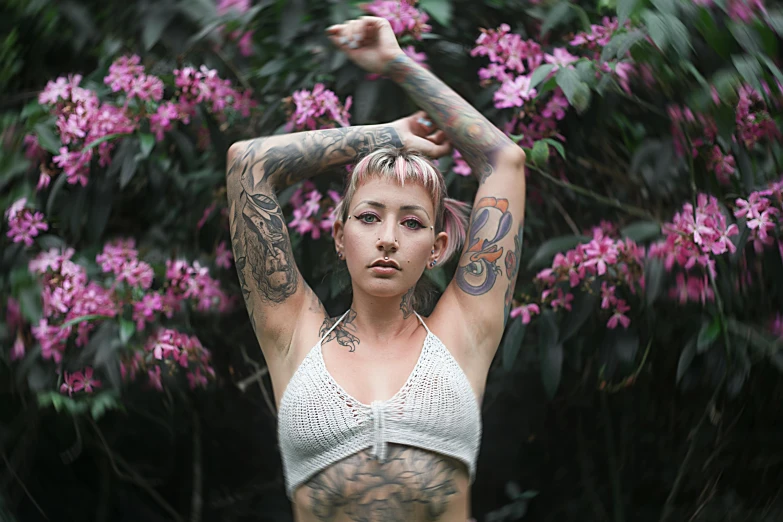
(349, 286, 417, 342)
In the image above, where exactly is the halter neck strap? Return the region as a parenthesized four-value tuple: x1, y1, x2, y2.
(318, 310, 351, 344)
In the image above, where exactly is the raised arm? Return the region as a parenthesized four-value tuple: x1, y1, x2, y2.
(328, 17, 527, 354)
(226, 125, 402, 355)
(227, 117, 450, 357)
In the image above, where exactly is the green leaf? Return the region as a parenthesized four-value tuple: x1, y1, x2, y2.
(612, 328, 639, 368)
(651, 0, 676, 15)
(257, 58, 285, 78)
(620, 221, 661, 243)
(542, 138, 566, 159)
(82, 133, 124, 153)
(142, 7, 176, 50)
(556, 68, 591, 113)
(560, 289, 598, 342)
(119, 318, 135, 345)
(729, 21, 761, 54)
(733, 54, 763, 94)
(617, 0, 641, 25)
(530, 64, 555, 88)
(767, 9, 783, 38)
(644, 257, 665, 306)
(642, 10, 669, 51)
(138, 132, 155, 158)
(501, 319, 527, 372)
(419, 0, 452, 26)
(541, 1, 572, 36)
(538, 310, 562, 399)
(527, 235, 589, 270)
(759, 55, 783, 90)
(531, 140, 549, 167)
(600, 29, 645, 61)
(34, 123, 61, 154)
(734, 142, 755, 192)
(697, 317, 720, 353)
(61, 314, 112, 329)
(676, 338, 696, 383)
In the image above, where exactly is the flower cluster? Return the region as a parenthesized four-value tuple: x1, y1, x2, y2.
(29, 248, 118, 362)
(216, 0, 254, 56)
(40, 74, 136, 187)
(4, 197, 48, 247)
(174, 65, 254, 121)
(362, 0, 431, 39)
(650, 194, 739, 276)
(471, 24, 571, 148)
(61, 367, 101, 396)
(734, 177, 783, 253)
(285, 83, 352, 131)
(513, 226, 645, 330)
(104, 55, 164, 102)
(34, 56, 256, 189)
(288, 181, 342, 239)
(736, 85, 780, 149)
(120, 328, 215, 391)
(569, 17, 620, 53)
(21, 240, 230, 395)
(698, 0, 767, 23)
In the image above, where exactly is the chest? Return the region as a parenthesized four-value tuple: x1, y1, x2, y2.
(319, 331, 429, 406)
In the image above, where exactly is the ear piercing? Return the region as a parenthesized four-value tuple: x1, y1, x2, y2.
(337, 251, 344, 259)
(430, 261, 437, 267)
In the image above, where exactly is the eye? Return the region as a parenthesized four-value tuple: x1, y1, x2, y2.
(402, 218, 424, 230)
(356, 213, 379, 224)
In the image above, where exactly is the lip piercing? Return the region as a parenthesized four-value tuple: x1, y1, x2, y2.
(384, 256, 389, 260)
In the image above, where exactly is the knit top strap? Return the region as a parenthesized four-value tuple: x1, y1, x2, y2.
(413, 311, 432, 335)
(318, 310, 351, 344)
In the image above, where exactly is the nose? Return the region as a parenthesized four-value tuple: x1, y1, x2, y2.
(376, 222, 398, 253)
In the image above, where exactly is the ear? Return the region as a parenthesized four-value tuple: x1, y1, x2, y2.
(333, 218, 345, 252)
(432, 231, 448, 265)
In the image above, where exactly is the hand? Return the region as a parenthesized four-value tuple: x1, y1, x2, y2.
(391, 111, 452, 159)
(326, 16, 404, 75)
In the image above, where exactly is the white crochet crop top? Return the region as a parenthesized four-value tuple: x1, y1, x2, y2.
(277, 310, 482, 499)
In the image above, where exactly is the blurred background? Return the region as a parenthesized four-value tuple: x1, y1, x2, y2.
(1, 0, 783, 520)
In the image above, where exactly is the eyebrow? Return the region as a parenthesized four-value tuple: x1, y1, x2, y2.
(354, 200, 431, 220)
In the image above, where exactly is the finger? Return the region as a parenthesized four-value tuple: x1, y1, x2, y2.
(427, 130, 448, 145)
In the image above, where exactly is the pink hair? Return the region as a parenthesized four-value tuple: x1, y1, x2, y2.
(334, 146, 470, 264)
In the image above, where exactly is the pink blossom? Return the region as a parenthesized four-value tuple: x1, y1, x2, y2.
(736, 85, 779, 149)
(569, 17, 620, 50)
(706, 145, 736, 184)
(133, 292, 163, 331)
(174, 65, 255, 120)
(542, 90, 569, 120)
(509, 303, 540, 324)
(216, 0, 250, 14)
(4, 197, 49, 247)
(215, 241, 233, 269)
(148, 365, 164, 391)
(727, 0, 766, 22)
(453, 150, 472, 177)
(362, 0, 431, 39)
(494, 75, 537, 109)
(287, 83, 352, 131)
(607, 300, 631, 329)
(544, 48, 578, 71)
(150, 101, 182, 141)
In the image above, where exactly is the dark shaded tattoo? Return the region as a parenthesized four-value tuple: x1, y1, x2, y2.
(400, 287, 415, 319)
(503, 222, 525, 322)
(456, 197, 514, 296)
(319, 309, 360, 352)
(240, 126, 402, 190)
(384, 55, 514, 185)
(226, 125, 401, 333)
(301, 445, 462, 521)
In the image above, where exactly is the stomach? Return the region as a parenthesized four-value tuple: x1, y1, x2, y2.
(291, 443, 472, 522)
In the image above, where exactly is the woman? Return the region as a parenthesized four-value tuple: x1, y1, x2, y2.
(225, 16, 527, 522)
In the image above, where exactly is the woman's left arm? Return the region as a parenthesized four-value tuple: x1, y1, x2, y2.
(328, 17, 527, 353)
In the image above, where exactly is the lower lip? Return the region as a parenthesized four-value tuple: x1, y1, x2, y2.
(370, 266, 398, 275)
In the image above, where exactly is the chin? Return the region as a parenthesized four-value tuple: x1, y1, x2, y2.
(357, 277, 411, 298)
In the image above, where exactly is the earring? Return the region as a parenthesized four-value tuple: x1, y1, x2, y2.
(431, 249, 435, 254)
(430, 261, 436, 267)
(337, 251, 343, 259)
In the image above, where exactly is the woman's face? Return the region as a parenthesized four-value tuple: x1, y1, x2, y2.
(334, 177, 446, 299)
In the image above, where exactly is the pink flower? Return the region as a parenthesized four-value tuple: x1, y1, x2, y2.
(509, 303, 540, 324)
(148, 366, 164, 391)
(607, 300, 631, 329)
(60, 371, 80, 396)
(494, 75, 537, 109)
(453, 150, 472, 177)
(287, 83, 352, 131)
(73, 367, 101, 393)
(544, 48, 578, 71)
(362, 0, 431, 39)
(215, 241, 233, 269)
(4, 198, 49, 247)
(150, 102, 181, 141)
(133, 292, 163, 331)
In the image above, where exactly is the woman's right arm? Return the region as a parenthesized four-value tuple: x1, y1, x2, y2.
(226, 124, 408, 356)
